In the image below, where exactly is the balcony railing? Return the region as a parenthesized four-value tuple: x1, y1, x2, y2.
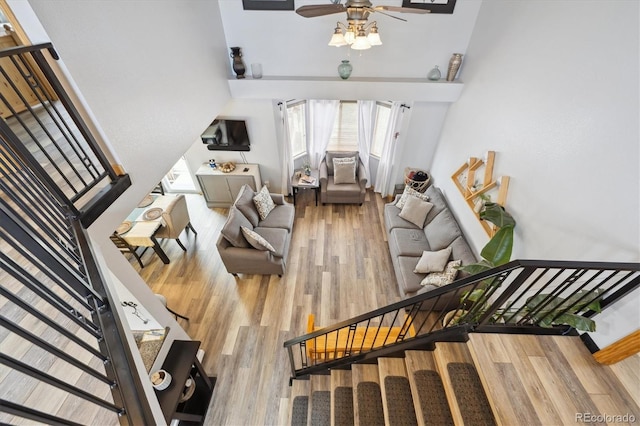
(284, 260, 639, 379)
(1, 43, 150, 424)
(1, 42, 130, 227)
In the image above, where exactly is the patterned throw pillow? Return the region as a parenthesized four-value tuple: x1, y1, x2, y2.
(241, 226, 275, 252)
(333, 157, 357, 184)
(252, 185, 275, 221)
(396, 185, 429, 209)
(420, 260, 462, 287)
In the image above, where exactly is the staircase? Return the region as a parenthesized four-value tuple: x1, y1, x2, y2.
(289, 341, 496, 426)
(284, 261, 639, 426)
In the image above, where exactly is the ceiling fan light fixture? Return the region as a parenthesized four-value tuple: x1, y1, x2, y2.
(351, 28, 371, 50)
(328, 25, 348, 46)
(344, 26, 356, 44)
(367, 23, 382, 45)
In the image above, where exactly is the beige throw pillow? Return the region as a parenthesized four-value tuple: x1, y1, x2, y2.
(333, 157, 356, 184)
(421, 260, 462, 287)
(241, 226, 275, 252)
(396, 185, 429, 210)
(399, 196, 434, 228)
(253, 185, 275, 220)
(414, 247, 453, 273)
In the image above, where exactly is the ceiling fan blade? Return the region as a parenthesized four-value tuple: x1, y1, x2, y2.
(374, 6, 431, 14)
(295, 4, 346, 18)
(367, 7, 408, 22)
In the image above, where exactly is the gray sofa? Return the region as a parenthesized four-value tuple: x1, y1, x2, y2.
(384, 185, 478, 310)
(216, 185, 295, 276)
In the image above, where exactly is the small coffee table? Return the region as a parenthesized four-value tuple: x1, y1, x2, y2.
(291, 169, 319, 206)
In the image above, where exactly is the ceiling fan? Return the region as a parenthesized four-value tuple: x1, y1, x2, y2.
(296, 0, 429, 50)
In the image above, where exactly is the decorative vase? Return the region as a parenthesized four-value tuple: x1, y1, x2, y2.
(446, 53, 463, 82)
(427, 65, 441, 81)
(338, 60, 353, 80)
(230, 47, 246, 79)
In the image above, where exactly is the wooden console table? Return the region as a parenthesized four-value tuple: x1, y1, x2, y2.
(155, 340, 215, 425)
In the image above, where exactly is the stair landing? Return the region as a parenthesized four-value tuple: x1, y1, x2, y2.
(468, 334, 640, 426)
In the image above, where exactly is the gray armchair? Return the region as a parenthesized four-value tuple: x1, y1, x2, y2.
(319, 151, 367, 205)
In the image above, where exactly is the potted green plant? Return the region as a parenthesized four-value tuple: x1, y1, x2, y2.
(455, 202, 516, 308)
(514, 289, 603, 332)
(449, 203, 602, 332)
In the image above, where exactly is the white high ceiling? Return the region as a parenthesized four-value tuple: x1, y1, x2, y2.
(218, 0, 482, 79)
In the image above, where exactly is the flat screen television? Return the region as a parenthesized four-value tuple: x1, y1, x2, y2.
(201, 119, 250, 151)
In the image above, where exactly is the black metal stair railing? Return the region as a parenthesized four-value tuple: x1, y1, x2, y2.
(283, 260, 639, 379)
(1, 43, 151, 425)
(1, 42, 130, 227)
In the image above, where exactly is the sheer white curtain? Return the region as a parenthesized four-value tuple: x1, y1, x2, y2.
(307, 100, 339, 168)
(357, 100, 376, 188)
(280, 101, 294, 195)
(375, 101, 404, 197)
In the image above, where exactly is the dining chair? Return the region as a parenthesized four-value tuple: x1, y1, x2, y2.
(155, 194, 197, 251)
(155, 294, 189, 321)
(109, 232, 144, 268)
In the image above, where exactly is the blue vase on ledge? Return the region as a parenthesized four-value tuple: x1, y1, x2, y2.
(338, 60, 353, 80)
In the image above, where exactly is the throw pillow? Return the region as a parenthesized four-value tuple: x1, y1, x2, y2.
(253, 185, 275, 221)
(241, 226, 275, 252)
(414, 247, 452, 273)
(220, 207, 252, 248)
(333, 157, 356, 184)
(420, 260, 462, 287)
(327, 151, 359, 175)
(234, 184, 260, 227)
(396, 185, 429, 209)
(399, 196, 434, 228)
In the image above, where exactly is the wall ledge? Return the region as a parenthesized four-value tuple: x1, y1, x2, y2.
(228, 76, 464, 102)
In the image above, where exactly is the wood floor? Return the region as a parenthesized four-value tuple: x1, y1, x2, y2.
(131, 190, 639, 426)
(134, 189, 400, 425)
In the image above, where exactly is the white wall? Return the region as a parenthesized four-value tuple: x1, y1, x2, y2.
(23, 0, 233, 237)
(218, 0, 482, 79)
(429, 0, 639, 347)
(395, 101, 451, 186)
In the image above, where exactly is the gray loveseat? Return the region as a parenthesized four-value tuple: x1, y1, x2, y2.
(216, 185, 295, 276)
(384, 185, 478, 310)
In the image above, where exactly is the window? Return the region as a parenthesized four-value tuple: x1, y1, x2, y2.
(285, 99, 392, 158)
(371, 102, 392, 157)
(327, 101, 358, 152)
(286, 100, 307, 157)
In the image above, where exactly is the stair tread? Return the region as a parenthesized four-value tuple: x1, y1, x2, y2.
(311, 390, 331, 426)
(331, 369, 352, 388)
(433, 342, 475, 425)
(435, 342, 497, 426)
(352, 364, 383, 426)
(411, 369, 454, 426)
(290, 379, 310, 426)
(352, 364, 380, 384)
(331, 370, 353, 426)
(378, 358, 414, 426)
(355, 381, 385, 426)
(405, 350, 454, 425)
(405, 350, 438, 372)
(378, 357, 408, 378)
(309, 375, 331, 426)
